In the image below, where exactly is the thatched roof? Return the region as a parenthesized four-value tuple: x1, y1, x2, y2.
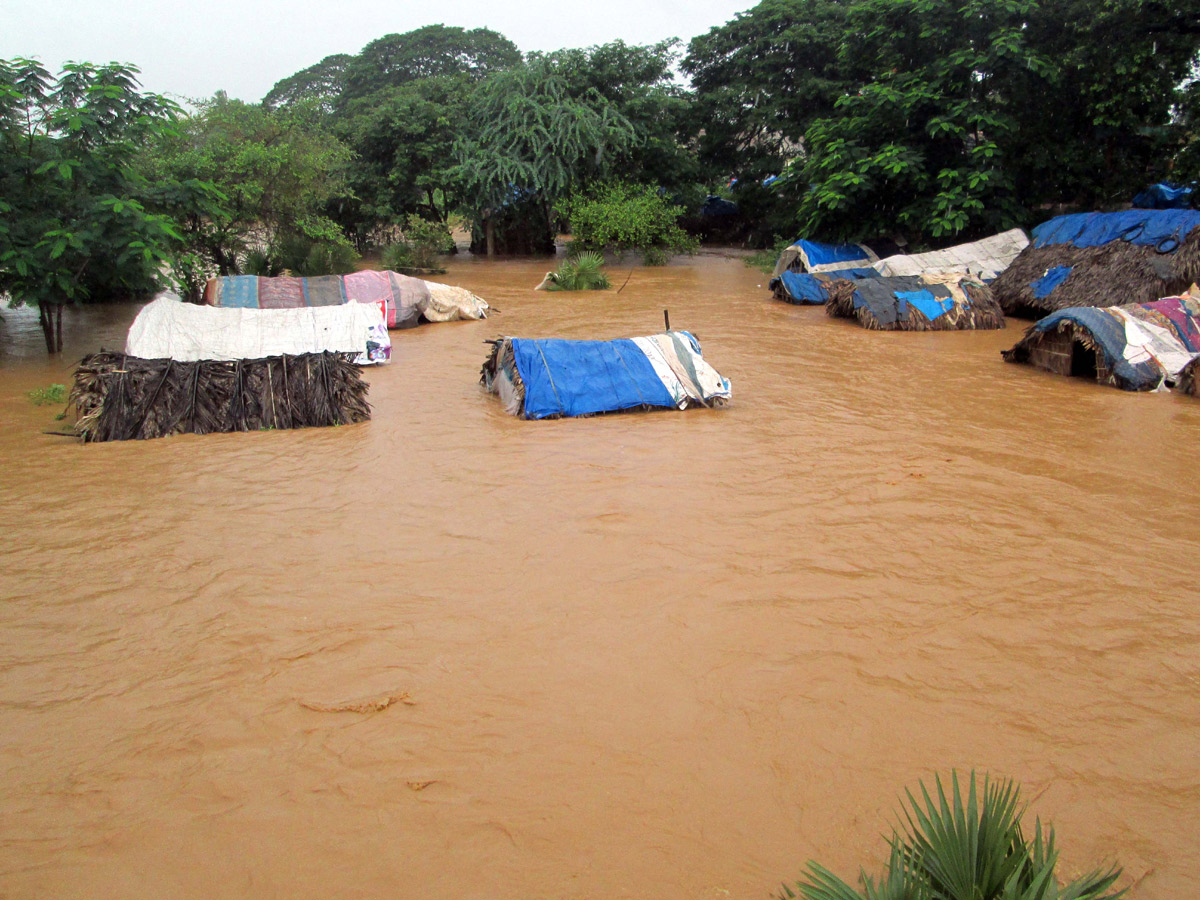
(825, 274, 1005, 331)
(70, 351, 371, 442)
(1001, 294, 1200, 392)
(1178, 357, 1200, 397)
(991, 211, 1200, 318)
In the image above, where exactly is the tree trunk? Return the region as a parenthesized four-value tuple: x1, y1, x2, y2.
(38, 302, 63, 355)
(485, 216, 495, 258)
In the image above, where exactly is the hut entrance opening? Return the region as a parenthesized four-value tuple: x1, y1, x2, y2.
(1070, 340, 1099, 380)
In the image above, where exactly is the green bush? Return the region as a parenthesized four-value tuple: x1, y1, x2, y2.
(27, 384, 66, 406)
(782, 772, 1125, 900)
(560, 183, 698, 265)
(542, 251, 610, 291)
(382, 215, 454, 270)
(260, 234, 358, 277)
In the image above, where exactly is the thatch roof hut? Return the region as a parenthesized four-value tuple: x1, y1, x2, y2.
(1178, 356, 1200, 397)
(1001, 293, 1200, 392)
(771, 240, 878, 278)
(825, 274, 1005, 331)
(69, 351, 371, 442)
(481, 332, 731, 419)
(990, 211, 1200, 318)
(768, 230, 1027, 304)
(203, 271, 489, 327)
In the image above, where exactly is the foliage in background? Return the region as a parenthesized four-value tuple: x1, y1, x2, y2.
(744, 235, 792, 274)
(0, 58, 187, 352)
(381, 215, 455, 270)
(541, 251, 611, 291)
(451, 56, 640, 254)
(561, 183, 699, 264)
(143, 93, 353, 277)
(782, 772, 1125, 900)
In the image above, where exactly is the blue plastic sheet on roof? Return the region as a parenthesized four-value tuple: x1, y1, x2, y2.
(1032, 307, 1161, 391)
(1132, 183, 1194, 210)
(776, 267, 878, 304)
(792, 239, 873, 269)
(510, 337, 676, 419)
(895, 289, 955, 321)
(1031, 265, 1074, 298)
(1031, 210, 1200, 251)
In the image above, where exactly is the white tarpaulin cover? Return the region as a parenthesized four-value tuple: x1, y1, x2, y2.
(421, 282, 490, 321)
(872, 228, 1029, 281)
(125, 293, 390, 365)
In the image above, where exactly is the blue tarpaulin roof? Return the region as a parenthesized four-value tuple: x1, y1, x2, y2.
(775, 267, 878, 304)
(510, 337, 677, 419)
(1031, 210, 1200, 251)
(1132, 183, 1194, 210)
(1031, 307, 1162, 390)
(792, 239, 873, 269)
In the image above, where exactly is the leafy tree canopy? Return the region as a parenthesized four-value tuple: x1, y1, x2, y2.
(142, 93, 353, 277)
(338, 25, 520, 109)
(451, 56, 639, 252)
(0, 58, 186, 351)
(261, 53, 353, 113)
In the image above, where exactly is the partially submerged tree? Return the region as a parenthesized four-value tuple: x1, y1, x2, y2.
(0, 59, 184, 353)
(143, 93, 353, 280)
(451, 57, 639, 256)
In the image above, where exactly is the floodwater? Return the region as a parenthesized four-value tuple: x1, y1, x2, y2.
(1, 254, 1198, 900)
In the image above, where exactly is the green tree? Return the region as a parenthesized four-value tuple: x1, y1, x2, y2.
(261, 53, 353, 113)
(560, 183, 698, 264)
(338, 25, 520, 109)
(333, 74, 473, 239)
(451, 57, 639, 256)
(683, 0, 855, 179)
(0, 59, 185, 353)
(143, 93, 353, 279)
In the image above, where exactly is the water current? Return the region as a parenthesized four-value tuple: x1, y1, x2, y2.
(1, 253, 1197, 899)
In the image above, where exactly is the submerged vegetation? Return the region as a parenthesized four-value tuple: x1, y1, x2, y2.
(26, 383, 66, 406)
(782, 772, 1125, 900)
(540, 251, 611, 291)
(3, 3, 1200, 351)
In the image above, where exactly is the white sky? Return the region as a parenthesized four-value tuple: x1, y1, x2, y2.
(1, 0, 756, 103)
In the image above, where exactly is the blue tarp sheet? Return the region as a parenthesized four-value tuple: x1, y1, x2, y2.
(776, 267, 878, 304)
(895, 289, 955, 321)
(1032, 307, 1161, 391)
(510, 337, 677, 419)
(1132, 183, 1194, 210)
(1031, 210, 1200, 251)
(1031, 265, 1074, 298)
(792, 239, 873, 269)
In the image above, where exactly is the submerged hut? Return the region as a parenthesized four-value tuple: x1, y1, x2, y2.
(771, 240, 879, 279)
(1001, 292, 1200, 392)
(67, 293, 386, 442)
(769, 230, 1027, 305)
(129, 293, 391, 366)
(481, 331, 731, 419)
(1178, 356, 1200, 396)
(203, 271, 489, 327)
(825, 274, 1005, 331)
(70, 351, 371, 442)
(991, 210, 1200, 318)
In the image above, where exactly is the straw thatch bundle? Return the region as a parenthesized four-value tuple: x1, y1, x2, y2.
(825, 276, 1004, 330)
(991, 220, 1200, 318)
(70, 351, 371, 442)
(1177, 357, 1200, 396)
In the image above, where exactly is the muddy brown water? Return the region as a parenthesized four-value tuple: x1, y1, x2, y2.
(1, 254, 1198, 900)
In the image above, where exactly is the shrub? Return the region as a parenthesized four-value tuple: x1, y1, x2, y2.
(781, 772, 1125, 900)
(382, 215, 454, 270)
(541, 251, 610, 291)
(27, 384, 66, 406)
(560, 183, 699, 265)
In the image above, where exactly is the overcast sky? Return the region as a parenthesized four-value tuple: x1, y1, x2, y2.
(2, 0, 756, 103)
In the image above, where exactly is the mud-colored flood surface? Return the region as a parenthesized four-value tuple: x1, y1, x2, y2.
(1, 255, 1198, 899)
